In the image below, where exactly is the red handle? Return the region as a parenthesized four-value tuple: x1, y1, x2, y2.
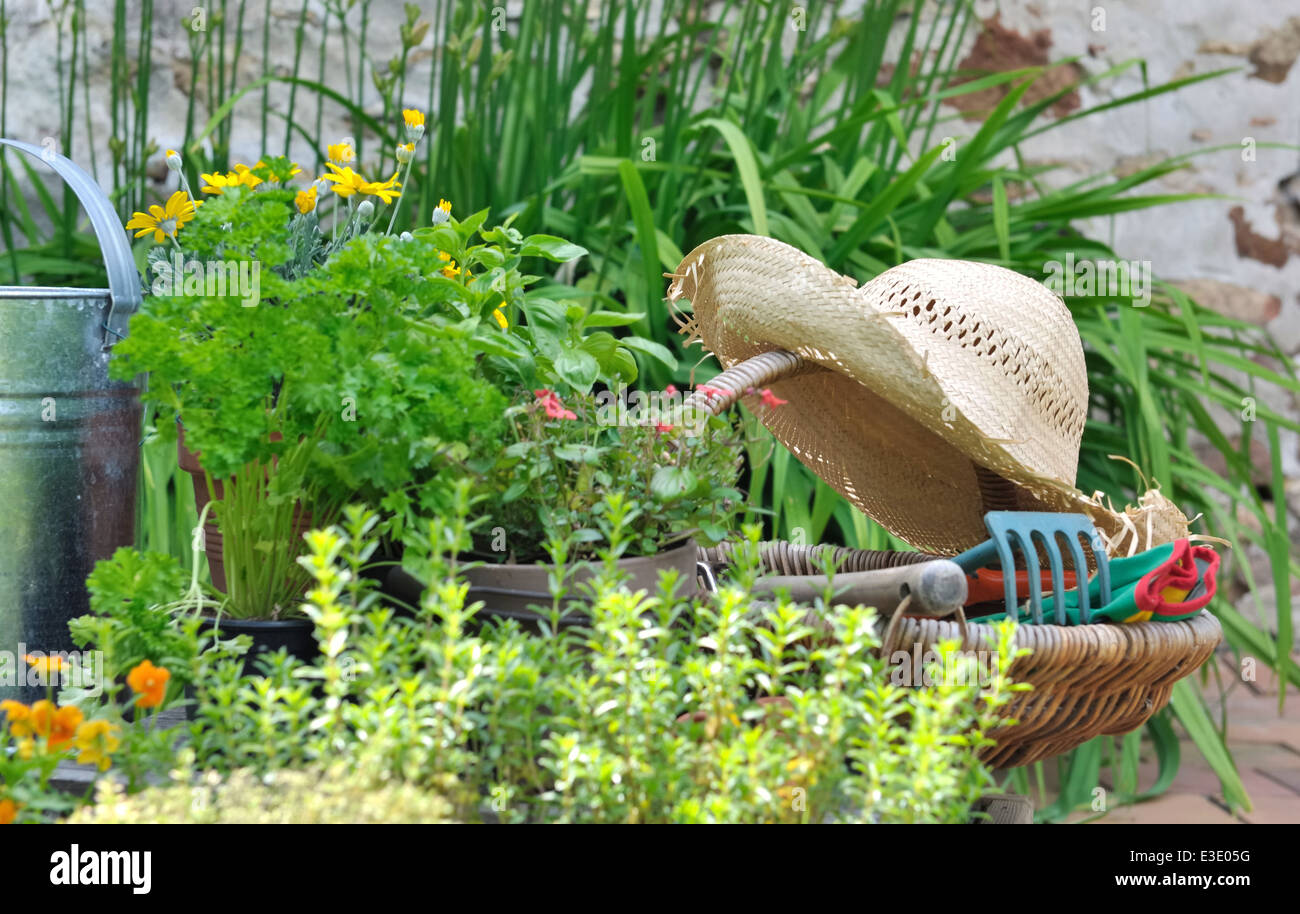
(964, 568, 1078, 606)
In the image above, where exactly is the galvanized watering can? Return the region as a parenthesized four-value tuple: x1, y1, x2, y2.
(0, 138, 141, 701)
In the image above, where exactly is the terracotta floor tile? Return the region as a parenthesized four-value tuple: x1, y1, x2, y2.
(1238, 795, 1300, 824)
(1225, 721, 1300, 751)
(1080, 792, 1241, 825)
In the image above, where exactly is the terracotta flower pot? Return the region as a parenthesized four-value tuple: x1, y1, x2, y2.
(383, 540, 701, 630)
(176, 425, 313, 595)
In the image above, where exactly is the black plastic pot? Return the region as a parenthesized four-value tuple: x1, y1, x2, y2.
(199, 615, 317, 676)
(182, 617, 318, 721)
(382, 541, 701, 633)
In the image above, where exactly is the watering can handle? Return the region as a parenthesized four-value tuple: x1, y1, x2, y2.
(0, 138, 141, 346)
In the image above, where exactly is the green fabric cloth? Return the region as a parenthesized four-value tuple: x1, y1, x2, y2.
(980, 542, 1178, 625)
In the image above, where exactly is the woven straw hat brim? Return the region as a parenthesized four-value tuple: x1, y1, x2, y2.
(670, 235, 1092, 555)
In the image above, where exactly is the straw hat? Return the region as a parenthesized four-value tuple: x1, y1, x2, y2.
(668, 234, 1189, 556)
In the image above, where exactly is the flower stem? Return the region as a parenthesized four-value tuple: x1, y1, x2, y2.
(385, 158, 413, 235)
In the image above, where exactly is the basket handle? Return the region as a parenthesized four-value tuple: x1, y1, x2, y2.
(0, 138, 141, 347)
(684, 349, 814, 416)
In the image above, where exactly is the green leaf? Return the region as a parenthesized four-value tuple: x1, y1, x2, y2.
(617, 158, 665, 343)
(553, 444, 605, 463)
(991, 175, 1010, 262)
(519, 234, 588, 262)
(1169, 679, 1250, 811)
(583, 310, 646, 328)
(697, 117, 769, 236)
(553, 348, 600, 392)
(618, 335, 677, 370)
(650, 466, 697, 501)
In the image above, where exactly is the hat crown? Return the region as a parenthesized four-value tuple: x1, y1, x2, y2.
(862, 257, 1089, 484)
(672, 234, 1093, 553)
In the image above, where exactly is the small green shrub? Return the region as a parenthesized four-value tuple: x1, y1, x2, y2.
(179, 496, 1023, 824)
(67, 763, 456, 825)
(463, 388, 745, 563)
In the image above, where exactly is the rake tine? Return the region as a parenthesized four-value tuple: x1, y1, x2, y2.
(1090, 531, 1112, 606)
(1045, 532, 1068, 626)
(1064, 532, 1092, 624)
(992, 533, 1020, 622)
(1013, 530, 1044, 625)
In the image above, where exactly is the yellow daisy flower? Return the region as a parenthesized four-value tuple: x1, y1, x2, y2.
(327, 142, 355, 166)
(402, 108, 426, 142)
(295, 186, 318, 214)
(24, 654, 64, 675)
(231, 163, 264, 189)
(74, 719, 121, 772)
(321, 163, 370, 198)
(124, 191, 200, 243)
(360, 172, 402, 205)
(493, 305, 508, 329)
(199, 171, 239, 194)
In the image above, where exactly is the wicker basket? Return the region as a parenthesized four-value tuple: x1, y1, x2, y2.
(691, 351, 1223, 768)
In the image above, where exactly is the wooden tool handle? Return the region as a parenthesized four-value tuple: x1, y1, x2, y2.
(750, 560, 967, 616)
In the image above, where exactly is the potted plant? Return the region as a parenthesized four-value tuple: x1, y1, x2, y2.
(107, 129, 511, 656)
(368, 210, 747, 625)
(355, 195, 732, 623)
(387, 385, 746, 627)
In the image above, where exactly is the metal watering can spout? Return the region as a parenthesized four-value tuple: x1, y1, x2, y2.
(0, 138, 143, 701)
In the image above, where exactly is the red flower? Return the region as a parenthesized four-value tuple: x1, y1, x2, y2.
(695, 385, 726, 399)
(533, 389, 576, 421)
(655, 423, 673, 433)
(664, 384, 678, 396)
(756, 388, 788, 409)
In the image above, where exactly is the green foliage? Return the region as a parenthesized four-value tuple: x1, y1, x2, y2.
(112, 191, 507, 489)
(411, 209, 672, 397)
(68, 763, 457, 824)
(70, 548, 199, 693)
(464, 390, 744, 562)
(182, 501, 1017, 824)
(107, 188, 513, 616)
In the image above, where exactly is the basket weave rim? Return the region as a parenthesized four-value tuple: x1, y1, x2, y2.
(885, 608, 1222, 662)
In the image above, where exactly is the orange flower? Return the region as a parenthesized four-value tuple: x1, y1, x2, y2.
(48, 705, 84, 750)
(28, 700, 55, 739)
(0, 699, 30, 738)
(23, 700, 82, 750)
(127, 659, 171, 708)
(0, 798, 17, 825)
